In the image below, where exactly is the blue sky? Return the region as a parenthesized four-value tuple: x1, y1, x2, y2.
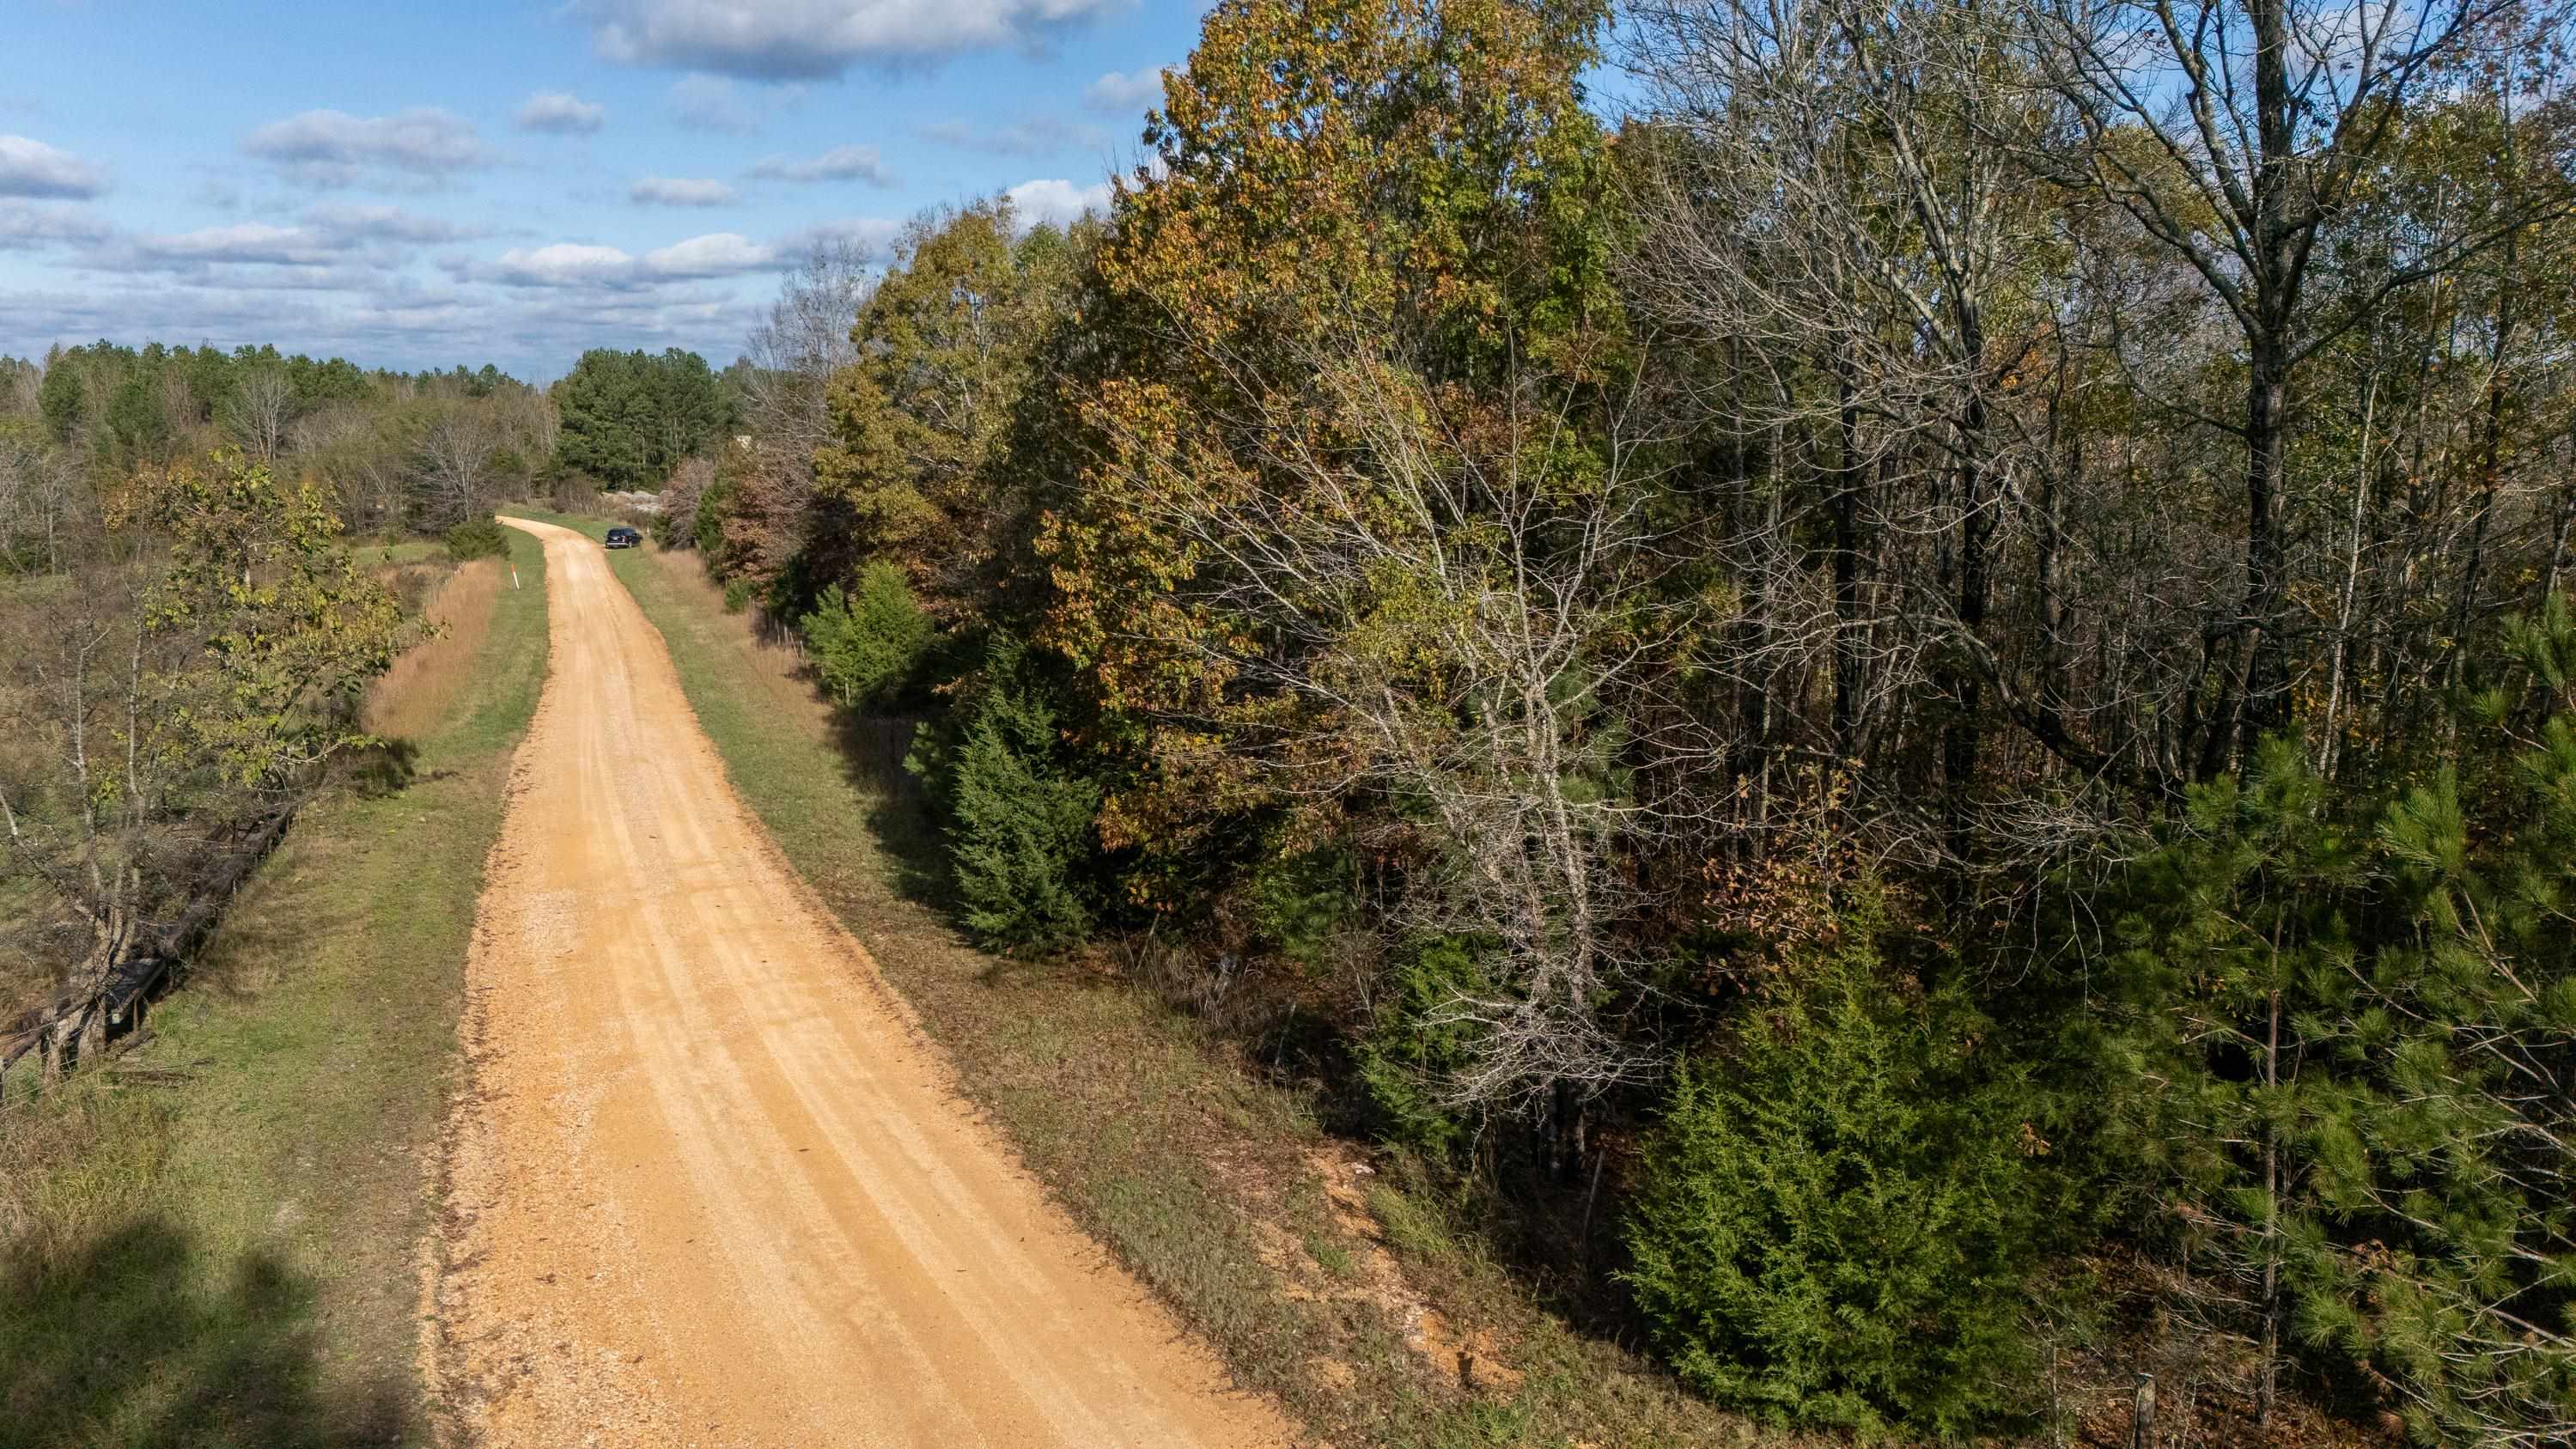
(0, 0, 1200, 379)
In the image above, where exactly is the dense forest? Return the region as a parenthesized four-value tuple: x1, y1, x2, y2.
(643, 0, 2576, 1440)
(3, 342, 563, 551)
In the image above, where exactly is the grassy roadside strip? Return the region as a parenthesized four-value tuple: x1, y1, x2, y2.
(599, 532, 1751, 1449)
(499, 506, 609, 539)
(0, 523, 551, 1448)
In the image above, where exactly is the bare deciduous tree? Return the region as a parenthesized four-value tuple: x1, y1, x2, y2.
(496, 381, 560, 471)
(0, 356, 39, 419)
(1627, 0, 2086, 880)
(294, 404, 404, 533)
(2019, 0, 2571, 769)
(703, 239, 880, 586)
(1089, 332, 1715, 1108)
(742, 239, 877, 459)
(412, 404, 499, 531)
(0, 423, 78, 572)
(0, 572, 164, 1080)
(220, 364, 295, 463)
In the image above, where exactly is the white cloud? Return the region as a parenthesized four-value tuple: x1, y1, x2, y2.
(746, 144, 892, 184)
(132, 223, 341, 266)
(631, 175, 740, 206)
(179, 263, 388, 294)
(79, 211, 478, 279)
(242, 108, 491, 187)
(1005, 177, 1111, 229)
(301, 203, 484, 244)
(578, 0, 1129, 79)
(918, 117, 1099, 158)
(491, 242, 640, 288)
(485, 231, 783, 288)
(1083, 68, 1168, 114)
(0, 134, 108, 199)
(669, 75, 761, 135)
(517, 91, 609, 134)
(0, 199, 110, 248)
(645, 232, 775, 277)
(775, 216, 903, 259)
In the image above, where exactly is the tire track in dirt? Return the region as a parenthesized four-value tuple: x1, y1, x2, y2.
(420, 516, 1287, 1447)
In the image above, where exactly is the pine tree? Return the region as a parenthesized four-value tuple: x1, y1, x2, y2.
(938, 636, 1100, 952)
(551, 349, 730, 488)
(2105, 599, 2576, 1441)
(1623, 921, 2052, 1437)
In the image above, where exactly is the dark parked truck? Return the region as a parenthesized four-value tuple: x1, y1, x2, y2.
(605, 527, 642, 550)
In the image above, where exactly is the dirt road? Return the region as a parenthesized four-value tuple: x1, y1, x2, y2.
(422, 517, 1284, 1447)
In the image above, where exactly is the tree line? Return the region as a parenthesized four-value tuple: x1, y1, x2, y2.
(3, 342, 566, 556)
(664, 0, 2576, 1437)
(1, 338, 739, 562)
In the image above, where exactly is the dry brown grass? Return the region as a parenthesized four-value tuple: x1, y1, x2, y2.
(364, 558, 503, 740)
(642, 545, 830, 733)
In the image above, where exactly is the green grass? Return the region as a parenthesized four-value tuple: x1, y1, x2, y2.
(357, 539, 447, 566)
(603, 539, 1757, 1449)
(496, 505, 610, 541)
(0, 524, 551, 1448)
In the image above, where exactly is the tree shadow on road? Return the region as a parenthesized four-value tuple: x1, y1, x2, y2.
(0, 1217, 407, 1449)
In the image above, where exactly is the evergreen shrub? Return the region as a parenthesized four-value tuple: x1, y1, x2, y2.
(442, 519, 508, 561)
(1623, 932, 2049, 1439)
(800, 563, 932, 708)
(1357, 936, 1493, 1160)
(940, 635, 1100, 952)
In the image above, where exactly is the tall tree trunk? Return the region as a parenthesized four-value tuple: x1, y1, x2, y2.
(2444, 252, 2518, 685)
(2037, 381, 2076, 752)
(2321, 377, 2377, 782)
(1834, 367, 1864, 756)
(2231, 337, 2292, 776)
(1945, 389, 1990, 872)
(2225, 0, 2300, 776)
(2260, 981, 2282, 1430)
(2543, 466, 2575, 604)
